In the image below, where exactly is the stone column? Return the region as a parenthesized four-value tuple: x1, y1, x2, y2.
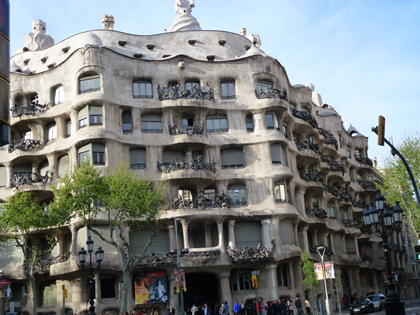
(32, 163, 39, 175)
(354, 269, 361, 294)
(228, 220, 235, 248)
(168, 224, 176, 250)
(205, 223, 212, 248)
(5, 165, 12, 188)
(293, 222, 299, 246)
(218, 270, 232, 309)
(299, 226, 309, 253)
(95, 271, 101, 304)
(347, 269, 354, 298)
(181, 220, 189, 249)
(265, 264, 278, 300)
(218, 222, 225, 254)
(70, 224, 78, 258)
(371, 270, 379, 293)
(341, 234, 346, 254)
(289, 260, 296, 290)
(261, 219, 271, 249)
(311, 230, 319, 247)
(354, 236, 360, 257)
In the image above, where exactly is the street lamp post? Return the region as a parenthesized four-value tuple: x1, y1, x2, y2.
(363, 190, 405, 315)
(317, 246, 331, 315)
(78, 236, 104, 315)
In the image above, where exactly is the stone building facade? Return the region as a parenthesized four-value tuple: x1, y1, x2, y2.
(0, 5, 418, 315)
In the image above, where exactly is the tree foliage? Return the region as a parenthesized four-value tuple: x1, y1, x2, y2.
(0, 191, 72, 315)
(376, 133, 420, 237)
(301, 250, 319, 297)
(52, 160, 166, 312)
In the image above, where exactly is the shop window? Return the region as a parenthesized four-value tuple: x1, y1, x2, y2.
(228, 185, 247, 206)
(234, 222, 262, 248)
(53, 85, 64, 105)
(130, 148, 147, 169)
(221, 81, 236, 99)
(79, 75, 100, 94)
(277, 265, 290, 287)
(133, 81, 153, 99)
(279, 219, 294, 245)
(122, 111, 132, 133)
(206, 114, 228, 133)
(141, 114, 162, 133)
(266, 112, 280, 130)
(221, 148, 244, 169)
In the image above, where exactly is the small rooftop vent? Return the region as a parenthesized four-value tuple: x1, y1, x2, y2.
(41, 57, 48, 63)
(218, 40, 226, 46)
(245, 45, 251, 51)
(134, 53, 143, 58)
(162, 54, 171, 58)
(146, 44, 155, 50)
(188, 39, 196, 45)
(47, 63, 56, 69)
(206, 55, 215, 61)
(23, 58, 30, 66)
(62, 46, 70, 53)
(118, 40, 127, 46)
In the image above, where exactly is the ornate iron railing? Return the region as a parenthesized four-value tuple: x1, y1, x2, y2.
(34, 253, 71, 275)
(169, 125, 204, 136)
(325, 185, 340, 197)
(226, 241, 275, 264)
(305, 206, 327, 218)
(188, 250, 220, 258)
(346, 250, 357, 255)
(353, 199, 368, 209)
(324, 133, 338, 150)
(342, 219, 360, 228)
(11, 101, 49, 118)
(158, 84, 214, 101)
(255, 88, 288, 101)
(294, 138, 319, 153)
(10, 171, 53, 189)
(360, 253, 372, 262)
(357, 179, 376, 190)
(299, 170, 324, 184)
(360, 225, 372, 235)
(355, 155, 373, 166)
(290, 108, 318, 128)
(169, 191, 231, 210)
(157, 156, 216, 173)
(320, 154, 346, 174)
(136, 253, 176, 268)
(9, 139, 41, 153)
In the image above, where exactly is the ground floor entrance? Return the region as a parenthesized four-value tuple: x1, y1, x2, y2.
(183, 273, 220, 311)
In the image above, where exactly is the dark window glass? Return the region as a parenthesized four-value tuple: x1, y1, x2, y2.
(133, 82, 153, 98)
(221, 82, 236, 99)
(257, 81, 273, 91)
(79, 76, 101, 94)
(93, 152, 105, 165)
(101, 278, 116, 299)
(89, 115, 102, 125)
(66, 120, 71, 137)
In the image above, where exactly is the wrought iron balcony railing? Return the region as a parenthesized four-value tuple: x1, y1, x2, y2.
(305, 206, 327, 218)
(11, 101, 49, 118)
(8, 139, 41, 153)
(360, 225, 372, 235)
(355, 155, 373, 166)
(353, 199, 368, 209)
(290, 108, 318, 129)
(169, 125, 204, 136)
(168, 191, 231, 210)
(299, 170, 324, 184)
(360, 253, 373, 262)
(324, 133, 339, 150)
(10, 171, 53, 189)
(157, 156, 216, 173)
(319, 154, 346, 174)
(226, 241, 275, 264)
(158, 84, 214, 101)
(341, 219, 360, 228)
(255, 88, 288, 101)
(357, 179, 376, 190)
(294, 138, 319, 153)
(34, 253, 71, 275)
(346, 250, 357, 255)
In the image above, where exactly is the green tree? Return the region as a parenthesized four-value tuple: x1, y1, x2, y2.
(52, 161, 166, 312)
(0, 192, 72, 315)
(301, 250, 319, 313)
(376, 133, 420, 237)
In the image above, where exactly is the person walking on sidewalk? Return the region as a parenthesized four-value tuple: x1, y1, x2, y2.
(234, 301, 241, 315)
(295, 297, 303, 314)
(304, 299, 310, 315)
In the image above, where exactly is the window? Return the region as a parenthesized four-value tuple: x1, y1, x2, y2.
(221, 81, 236, 99)
(130, 229, 169, 254)
(141, 114, 162, 133)
(0, 240, 21, 265)
(345, 237, 356, 254)
(306, 136, 314, 143)
(234, 222, 262, 248)
(78, 150, 90, 163)
(228, 184, 247, 206)
(277, 265, 290, 287)
(13, 165, 32, 179)
(122, 111, 132, 133)
(271, 143, 286, 165)
(221, 148, 245, 169)
(93, 152, 105, 165)
(179, 189, 193, 202)
(182, 116, 194, 128)
(289, 103, 296, 113)
(246, 116, 253, 132)
(274, 180, 288, 202)
(333, 234, 341, 253)
(133, 81, 153, 99)
(312, 196, 320, 208)
(46, 122, 57, 142)
(266, 112, 280, 130)
(339, 208, 349, 220)
(163, 150, 185, 164)
(347, 149, 351, 158)
(66, 120, 71, 137)
(42, 281, 57, 305)
(339, 136, 343, 148)
(79, 75, 100, 94)
(203, 188, 217, 202)
(101, 276, 117, 299)
(279, 219, 294, 245)
(230, 269, 252, 292)
(78, 143, 105, 165)
(130, 148, 147, 169)
(258, 81, 273, 92)
(185, 81, 200, 93)
(78, 107, 88, 129)
(23, 130, 32, 140)
(308, 164, 318, 175)
(39, 160, 49, 177)
(282, 124, 290, 139)
(207, 114, 228, 132)
(328, 206, 336, 218)
(53, 85, 64, 105)
(89, 106, 103, 126)
(58, 155, 70, 178)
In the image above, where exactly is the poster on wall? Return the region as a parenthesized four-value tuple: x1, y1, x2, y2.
(314, 262, 335, 280)
(0, 280, 11, 299)
(134, 272, 168, 305)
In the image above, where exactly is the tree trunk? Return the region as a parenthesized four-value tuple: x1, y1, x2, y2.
(336, 290, 342, 315)
(30, 273, 37, 315)
(118, 247, 130, 313)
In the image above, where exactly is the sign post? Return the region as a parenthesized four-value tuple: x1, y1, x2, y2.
(0, 0, 10, 146)
(252, 270, 260, 315)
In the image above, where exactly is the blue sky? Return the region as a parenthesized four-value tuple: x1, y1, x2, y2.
(9, 0, 420, 165)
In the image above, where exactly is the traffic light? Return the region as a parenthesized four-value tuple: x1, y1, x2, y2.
(377, 116, 385, 146)
(415, 246, 420, 261)
(251, 274, 257, 288)
(174, 286, 178, 295)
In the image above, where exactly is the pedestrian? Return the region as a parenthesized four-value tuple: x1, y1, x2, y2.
(172, 308, 176, 315)
(151, 308, 158, 315)
(222, 301, 229, 315)
(295, 297, 303, 314)
(304, 299, 310, 315)
(240, 301, 245, 315)
(192, 304, 198, 315)
(234, 300, 241, 315)
(342, 295, 348, 310)
(219, 304, 224, 315)
(204, 303, 212, 315)
(167, 309, 172, 315)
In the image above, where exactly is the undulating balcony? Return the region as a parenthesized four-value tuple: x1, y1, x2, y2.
(158, 84, 215, 101)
